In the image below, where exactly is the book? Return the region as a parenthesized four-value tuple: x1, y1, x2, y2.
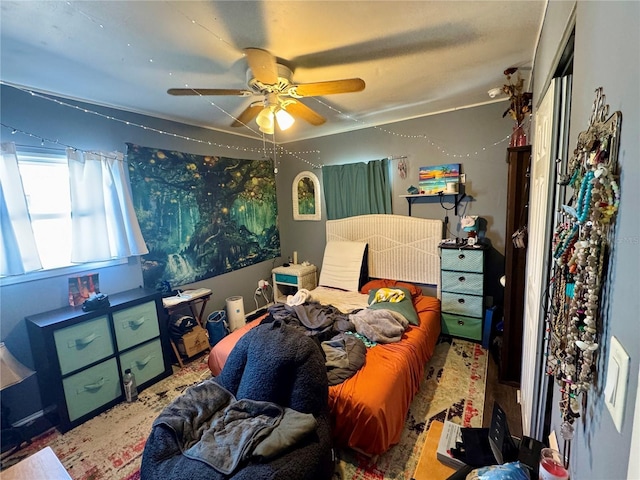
(436, 420, 467, 470)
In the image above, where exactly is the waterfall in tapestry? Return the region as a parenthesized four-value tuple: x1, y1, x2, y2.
(127, 143, 280, 290)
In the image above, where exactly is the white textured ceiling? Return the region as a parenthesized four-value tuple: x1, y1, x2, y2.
(0, 1, 545, 143)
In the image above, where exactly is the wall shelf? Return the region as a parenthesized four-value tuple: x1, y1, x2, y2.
(400, 188, 466, 216)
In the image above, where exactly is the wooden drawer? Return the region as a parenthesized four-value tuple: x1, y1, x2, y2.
(119, 339, 165, 387)
(53, 315, 114, 375)
(441, 248, 484, 273)
(441, 313, 482, 341)
(113, 301, 160, 352)
(441, 271, 484, 295)
(441, 291, 483, 318)
(62, 357, 121, 422)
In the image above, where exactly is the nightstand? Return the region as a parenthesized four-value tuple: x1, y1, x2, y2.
(272, 264, 317, 303)
(439, 245, 486, 342)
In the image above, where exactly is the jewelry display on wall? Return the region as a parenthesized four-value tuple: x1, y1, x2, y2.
(546, 88, 622, 458)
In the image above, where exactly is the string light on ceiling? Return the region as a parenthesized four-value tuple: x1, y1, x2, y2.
(312, 97, 513, 157)
(7, 2, 506, 168)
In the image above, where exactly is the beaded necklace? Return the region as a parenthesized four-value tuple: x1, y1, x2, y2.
(546, 88, 622, 454)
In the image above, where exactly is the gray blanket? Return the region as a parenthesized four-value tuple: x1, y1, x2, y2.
(349, 308, 409, 343)
(267, 302, 353, 339)
(153, 379, 316, 475)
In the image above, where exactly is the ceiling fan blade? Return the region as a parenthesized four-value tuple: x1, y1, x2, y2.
(244, 48, 278, 84)
(231, 103, 263, 127)
(285, 100, 326, 126)
(167, 88, 251, 96)
(294, 78, 365, 97)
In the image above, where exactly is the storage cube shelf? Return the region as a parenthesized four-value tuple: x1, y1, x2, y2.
(26, 288, 172, 432)
(439, 246, 486, 342)
(272, 264, 317, 303)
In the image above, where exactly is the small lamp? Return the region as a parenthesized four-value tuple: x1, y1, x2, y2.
(1, 342, 36, 454)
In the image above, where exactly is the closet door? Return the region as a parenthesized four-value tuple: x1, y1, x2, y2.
(521, 75, 572, 439)
(520, 80, 556, 436)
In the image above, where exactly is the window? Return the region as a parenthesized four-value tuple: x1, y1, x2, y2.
(17, 149, 73, 270)
(0, 146, 143, 286)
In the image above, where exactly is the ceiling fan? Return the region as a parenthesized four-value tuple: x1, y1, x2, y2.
(168, 48, 365, 134)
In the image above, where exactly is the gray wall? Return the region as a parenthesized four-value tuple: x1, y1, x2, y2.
(1, 83, 513, 423)
(279, 102, 512, 303)
(0, 84, 278, 421)
(534, 1, 639, 478)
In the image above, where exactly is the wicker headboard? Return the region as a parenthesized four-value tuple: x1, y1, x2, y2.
(325, 214, 442, 287)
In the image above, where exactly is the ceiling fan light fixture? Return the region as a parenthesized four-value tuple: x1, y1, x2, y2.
(256, 107, 275, 134)
(275, 107, 295, 131)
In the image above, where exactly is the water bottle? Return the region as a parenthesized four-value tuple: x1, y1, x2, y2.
(123, 368, 138, 402)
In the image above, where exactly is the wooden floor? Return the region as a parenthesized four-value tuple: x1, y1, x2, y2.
(482, 350, 523, 439)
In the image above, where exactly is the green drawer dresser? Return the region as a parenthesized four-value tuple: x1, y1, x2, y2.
(27, 288, 172, 432)
(439, 245, 486, 342)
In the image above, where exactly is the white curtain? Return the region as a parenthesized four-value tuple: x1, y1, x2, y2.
(67, 149, 148, 263)
(0, 142, 43, 275)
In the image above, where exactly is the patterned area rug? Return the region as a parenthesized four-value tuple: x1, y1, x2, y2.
(0, 355, 213, 480)
(334, 337, 487, 480)
(1, 338, 487, 480)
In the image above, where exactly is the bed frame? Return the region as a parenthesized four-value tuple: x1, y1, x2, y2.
(325, 214, 443, 288)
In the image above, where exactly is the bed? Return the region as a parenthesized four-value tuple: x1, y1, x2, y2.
(208, 214, 443, 456)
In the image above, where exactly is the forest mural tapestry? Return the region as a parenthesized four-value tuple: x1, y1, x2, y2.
(127, 143, 280, 290)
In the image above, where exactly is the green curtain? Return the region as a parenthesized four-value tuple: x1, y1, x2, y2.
(322, 158, 392, 220)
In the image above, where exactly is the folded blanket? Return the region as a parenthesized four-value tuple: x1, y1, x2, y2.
(349, 308, 408, 343)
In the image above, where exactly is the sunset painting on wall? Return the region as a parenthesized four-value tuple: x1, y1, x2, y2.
(418, 163, 461, 194)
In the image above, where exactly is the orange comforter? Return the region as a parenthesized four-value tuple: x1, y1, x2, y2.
(207, 280, 441, 456)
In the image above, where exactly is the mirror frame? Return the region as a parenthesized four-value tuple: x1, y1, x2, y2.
(292, 171, 321, 221)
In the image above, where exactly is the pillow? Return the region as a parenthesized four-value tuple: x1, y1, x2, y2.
(318, 241, 368, 292)
(366, 286, 419, 326)
(361, 279, 421, 298)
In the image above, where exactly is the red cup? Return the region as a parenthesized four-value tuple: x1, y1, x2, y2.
(539, 448, 569, 480)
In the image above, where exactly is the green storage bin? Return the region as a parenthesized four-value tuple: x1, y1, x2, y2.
(441, 291, 484, 317)
(441, 248, 484, 273)
(62, 357, 121, 421)
(54, 315, 114, 375)
(441, 313, 482, 341)
(113, 301, 160, 352)
(441, 270, 484, 295)
(119, 338, 165, 387)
